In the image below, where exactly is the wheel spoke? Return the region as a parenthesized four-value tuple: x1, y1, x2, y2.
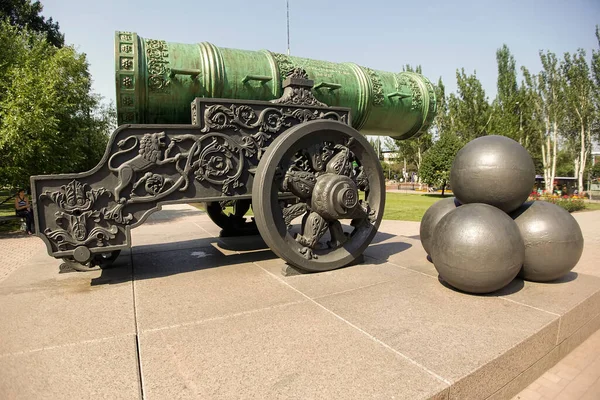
(327, 220, 349, 248)
(296, 212, 328, 256)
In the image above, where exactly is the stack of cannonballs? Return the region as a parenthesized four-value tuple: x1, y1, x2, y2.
(420, 135, 584, 294)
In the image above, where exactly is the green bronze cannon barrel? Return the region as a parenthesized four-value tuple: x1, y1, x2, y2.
(115, 31, 436, 139)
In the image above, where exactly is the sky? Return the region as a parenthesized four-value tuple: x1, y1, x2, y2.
(39, 0, 600, 107)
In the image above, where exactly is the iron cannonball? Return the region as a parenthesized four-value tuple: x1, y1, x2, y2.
(510, 201, 584, 282)
(431, 203, 525, 294)
(420, 197, 461, 255)
(450, 135, 535, 213)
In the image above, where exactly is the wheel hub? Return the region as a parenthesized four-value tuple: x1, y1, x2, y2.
(311, 173, 359, 220)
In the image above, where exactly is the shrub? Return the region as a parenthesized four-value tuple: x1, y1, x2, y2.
(553, 198, 586, 212)
(527, 196, 586, 213)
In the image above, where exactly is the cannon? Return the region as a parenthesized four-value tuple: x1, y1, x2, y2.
(30, 32, 437, 272)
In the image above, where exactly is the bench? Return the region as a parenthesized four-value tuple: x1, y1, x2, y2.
(0, 215, 26, 230)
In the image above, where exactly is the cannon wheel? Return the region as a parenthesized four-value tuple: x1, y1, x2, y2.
(252, 120, 385, 272)
(60, 250, 122, 272)
(204, 200, 259, 237)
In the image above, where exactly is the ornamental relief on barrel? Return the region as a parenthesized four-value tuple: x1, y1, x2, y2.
(146, 39, 171, 93)
(364, 67, 384, 106)
(395, 73, 423, 111)
(271, 52, 296, 82)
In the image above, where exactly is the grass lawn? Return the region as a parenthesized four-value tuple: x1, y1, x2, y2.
(583, 202, 600, 211)
(191, 193, 446, 222)
(192, 193, 600, 222)
(381, 193, 444, 221)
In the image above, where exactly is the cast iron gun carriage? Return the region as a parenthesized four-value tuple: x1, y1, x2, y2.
(30, 32, 437, 272)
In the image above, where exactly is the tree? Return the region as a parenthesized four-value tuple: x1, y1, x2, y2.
(591, 161, 600, 180)
(490, 45, 521, 141)
(433, 77, 450, 138)
(0, 21, 114, 189)
(515, 67, 544, 171)
(419, 132, 463, 195)
(0, 0, 64, 47)
(592, 26, 600, 144)
(524, 51, 564, 193)
(402, 64, 423, 74)
(446, 69, 492, 142)
(388, 134, 432, 176)
(562, 49, 596, 191)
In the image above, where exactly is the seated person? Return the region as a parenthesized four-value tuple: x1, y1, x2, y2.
(15, 189, 34, 234)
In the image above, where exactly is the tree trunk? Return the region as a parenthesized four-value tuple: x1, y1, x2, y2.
(550, 120, 558, 193)
(441, 180, 446, 196)
(577, 123, 586, 192)
(541, 117, 552, 193)
(574, 158, 580, 186)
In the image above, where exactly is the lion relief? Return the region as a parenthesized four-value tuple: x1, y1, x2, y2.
(108, 131, 180, 202)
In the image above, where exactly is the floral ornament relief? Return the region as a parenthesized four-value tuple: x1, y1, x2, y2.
(40, 180, 118, 250)
(146, 39, 171, 93)
(364, 67, 384, 106)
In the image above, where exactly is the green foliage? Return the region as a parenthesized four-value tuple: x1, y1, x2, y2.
(446, 69, 491, 142)
(517, 66, 544, 163)
(555, 150, 575, 177)
(0, 21, 115, 189)
(386, 132, 432, 174)
(591, 162, 600, 179)
(419, 132, 463, 189)
(490, 45, 519, 140)
(0, 0, 64, 47)
(433, 77, 450, 137)
(489, 44, 539, 151)
(402, 64, 423, 74)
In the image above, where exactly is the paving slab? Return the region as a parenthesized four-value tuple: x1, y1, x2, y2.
(256, 254, 415, 299)
(132, 246, 306, 331)
(0, 256, 135, 355)
(138, 301, 449, 400)
(364, 234, 438, 277)
(315, 272, 560, 400)
(128, 204, 214, 248)
(492, 273, 600, 344)
(0, 334, 140, 400)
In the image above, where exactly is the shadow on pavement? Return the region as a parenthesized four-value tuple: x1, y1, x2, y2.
(90, 231, 404, 286)
(370, 231, 396, 244)
(91, 235, 277, 286)
(364, 241, 413, 264)
(143, 208, 204, 225)
(437, 277, 526, 296)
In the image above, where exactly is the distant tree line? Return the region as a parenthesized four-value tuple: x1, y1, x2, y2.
(388, 29, 600, 194)
(0, 0, 115, 191)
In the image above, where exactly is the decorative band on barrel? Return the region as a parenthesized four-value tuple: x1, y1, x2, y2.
(394, 72, 437, 139)
(346, 63, 372, 131)
(115, 31, 142, 125)
(419, 76, 438, 137)
(198, 42, 225, 98)
(261, 50, 282, 98)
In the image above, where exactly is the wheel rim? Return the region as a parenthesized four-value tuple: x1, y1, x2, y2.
(252, 120, 385, 272)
